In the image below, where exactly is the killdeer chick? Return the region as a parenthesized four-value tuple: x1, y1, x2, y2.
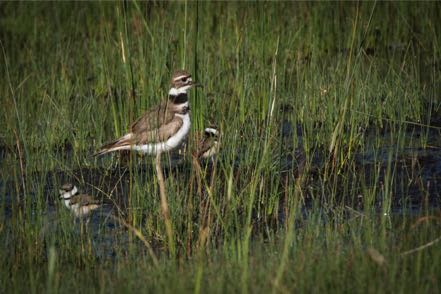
(95, 70, 201, 156)
(59, 183, 102, 218)
(195, 127, 220, 160)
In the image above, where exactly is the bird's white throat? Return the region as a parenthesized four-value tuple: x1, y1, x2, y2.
(169, 86, 191, 96)
(60, 186, 78, 199)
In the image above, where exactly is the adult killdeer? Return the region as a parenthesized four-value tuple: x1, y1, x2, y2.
(195, 127, 220, 160)
(59, 183, 102, 218)
(95, 70, 200, 156)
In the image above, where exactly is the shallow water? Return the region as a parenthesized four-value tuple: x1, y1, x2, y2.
(1, 121, 441, 260)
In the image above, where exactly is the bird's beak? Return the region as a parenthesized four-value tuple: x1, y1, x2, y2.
(191, 81, 203, 88)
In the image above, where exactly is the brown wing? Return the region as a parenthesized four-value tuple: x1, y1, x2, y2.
(130, 101, 175, 134)
(69, 194, 101, 206)
(94, 101, 182, 156)
(197, 136, 215, 158)
(134, 115, 184, 144)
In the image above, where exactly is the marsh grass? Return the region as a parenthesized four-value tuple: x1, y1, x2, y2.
(1, 1, 441, 293)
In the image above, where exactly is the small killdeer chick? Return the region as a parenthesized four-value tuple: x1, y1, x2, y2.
(196, 127, 220, 160)
(95, 70, 201, 156)
(59, 183, 102, 218)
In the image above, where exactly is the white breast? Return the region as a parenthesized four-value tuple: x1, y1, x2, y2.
(69, 203, 81, 215)
(135, 113, 190, 155)
(201, 141, 219, 159)
(63, 199, 71, 209)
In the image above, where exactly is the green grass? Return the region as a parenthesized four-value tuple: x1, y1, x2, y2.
(1, 1, 441, 293)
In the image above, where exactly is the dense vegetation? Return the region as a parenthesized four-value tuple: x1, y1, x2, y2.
(1, 2, 440, 293)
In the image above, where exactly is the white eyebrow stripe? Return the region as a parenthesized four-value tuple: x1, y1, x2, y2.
(173, 75, 189, 81)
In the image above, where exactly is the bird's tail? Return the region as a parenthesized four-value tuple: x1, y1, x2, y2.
(93, 133, 134, 157)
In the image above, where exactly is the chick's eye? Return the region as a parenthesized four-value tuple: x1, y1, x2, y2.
(181, 77, 188, 82)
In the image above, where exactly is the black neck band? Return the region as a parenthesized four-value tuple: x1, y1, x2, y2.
(169, 93, 188, 104)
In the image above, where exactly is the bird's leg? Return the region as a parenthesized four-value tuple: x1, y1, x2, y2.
(155, 152, 175, 256)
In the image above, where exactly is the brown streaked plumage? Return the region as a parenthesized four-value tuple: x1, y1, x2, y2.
(59, 184, 102, 218)
(68, 194, 101, 207)
(96, 102, 186, 154)
(95, 70, 200, 156)
(195, 127, 220, 159)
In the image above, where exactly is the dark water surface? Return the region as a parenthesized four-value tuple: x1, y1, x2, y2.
(1, 124, 441, 259)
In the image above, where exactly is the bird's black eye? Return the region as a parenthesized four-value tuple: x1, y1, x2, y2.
(181, 77, 188, 82)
